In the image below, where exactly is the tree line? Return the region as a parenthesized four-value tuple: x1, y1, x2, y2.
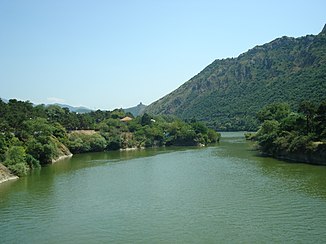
(0, 99, 220, 176)
(246, 100, 326, 164)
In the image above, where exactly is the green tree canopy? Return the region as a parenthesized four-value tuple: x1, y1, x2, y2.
(4, 146, 29, 176)
(257, 102, 291, 123)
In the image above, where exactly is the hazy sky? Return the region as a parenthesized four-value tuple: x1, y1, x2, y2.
(1, 0, 325, 110)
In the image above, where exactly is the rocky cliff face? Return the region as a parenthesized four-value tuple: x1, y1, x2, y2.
(0, 163, 18, 184)
(145, 25, 326, 131)
(51, 141, 73, 163)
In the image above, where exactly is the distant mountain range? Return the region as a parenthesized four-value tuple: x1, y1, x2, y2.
(145, 24, 326, 131)
(52, 103, 93, 113)
(1, 97, 147, 115)
(123, 102, 147, 116)
(1, 98, 93, 114)
(0, 98, 8, 103)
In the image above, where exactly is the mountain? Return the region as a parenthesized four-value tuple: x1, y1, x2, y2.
(145, 25, 326, 131)
(0, 98, 8, 103)
(53, 103, 93, 113)
(124, 102, 147, 116)
(1, 98, 93, 113)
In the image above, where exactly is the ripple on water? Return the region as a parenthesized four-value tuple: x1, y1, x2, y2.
(1, 138, 326, 243)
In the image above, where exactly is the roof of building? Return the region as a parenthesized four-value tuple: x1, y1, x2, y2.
(120, 116, 133, 122)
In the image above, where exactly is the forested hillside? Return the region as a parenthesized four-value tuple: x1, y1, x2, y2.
(0, 99, 219, 177)
(145, 25, 326, 131)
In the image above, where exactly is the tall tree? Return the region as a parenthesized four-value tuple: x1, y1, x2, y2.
(298, 101, 316, 134)
(315, 100, 326, 138)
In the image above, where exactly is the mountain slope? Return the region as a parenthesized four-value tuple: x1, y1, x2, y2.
(52, 103, 93, 113)
(123, 102, 147, 116)
(145, 25, 326, 130)
(0, 98, 8, 103)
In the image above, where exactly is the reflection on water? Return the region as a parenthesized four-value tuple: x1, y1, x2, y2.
(1, 132, 326, 243)
(221, 132, 326, 199)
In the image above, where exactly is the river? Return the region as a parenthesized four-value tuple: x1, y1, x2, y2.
(1, 132, 326, 243)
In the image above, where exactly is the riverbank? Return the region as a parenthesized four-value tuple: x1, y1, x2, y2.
(0, 143, 73, 185)
(262, 150, 326, 166)
(52, 153, 73, 163)
(51, 141, 73, 163)
(249, 100, 326, 166)
(245, 133, 326, 166)
(120, 147, 145, 151)
(0, 163, 19, 184)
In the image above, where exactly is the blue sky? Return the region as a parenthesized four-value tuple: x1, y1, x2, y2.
(1, 0, 325, 110)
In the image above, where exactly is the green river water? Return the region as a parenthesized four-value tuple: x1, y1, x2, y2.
(1, 132, 326, 243)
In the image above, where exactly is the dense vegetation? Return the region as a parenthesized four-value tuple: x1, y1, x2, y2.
(0, 99, 220, 176)
(246, 100, 326, 164)
(146, 25, 326, 131)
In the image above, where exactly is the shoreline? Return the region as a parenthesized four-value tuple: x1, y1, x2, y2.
(120, 147, 145, 151)
(257, 149, 326, 166)
(271, 152, 326, 166)
(0, 163, 19, 185)
(52, 153, 73, 164)
(0, 175, 19, 184)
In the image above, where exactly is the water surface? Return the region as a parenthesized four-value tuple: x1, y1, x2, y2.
(1, 132, 326, 243)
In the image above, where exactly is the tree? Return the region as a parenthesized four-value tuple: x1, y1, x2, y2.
(6, 99, 34, 136)
(257, 102, 291, 123)
(26, 154, 41, 169)
(106, 135, 121, 150)
(4, 146, 29, 176)
(280, 112, 304, 132)
(191, 122, 208, 134)
(298, 101, 316, 134)
(256, 120, 280, 155)
(110, 109, 125, 119)
(89, 134, 107, 152)
(46, 105, 65, 123)
(67, 132, 107, 153)
(207, 129, 220, 143)
(315, 100, 326, 139)
(141, 113, 152, 126)
(23, 117, 54, 138)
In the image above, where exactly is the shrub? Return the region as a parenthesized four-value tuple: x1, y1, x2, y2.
(4, 146, 29, 176)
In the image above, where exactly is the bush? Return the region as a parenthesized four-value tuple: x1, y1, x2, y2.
(89, 134, 107, 152)
(4, 146, 29, 176)
(107, 136, 121, 150)
(255, 120, 281, 155)
(207, 129, 221, 143)
(288, 135, 314, 153)
(26, 154, 41, 169)
(67, 132, 107, 153)
(8, 163, 29, 176)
